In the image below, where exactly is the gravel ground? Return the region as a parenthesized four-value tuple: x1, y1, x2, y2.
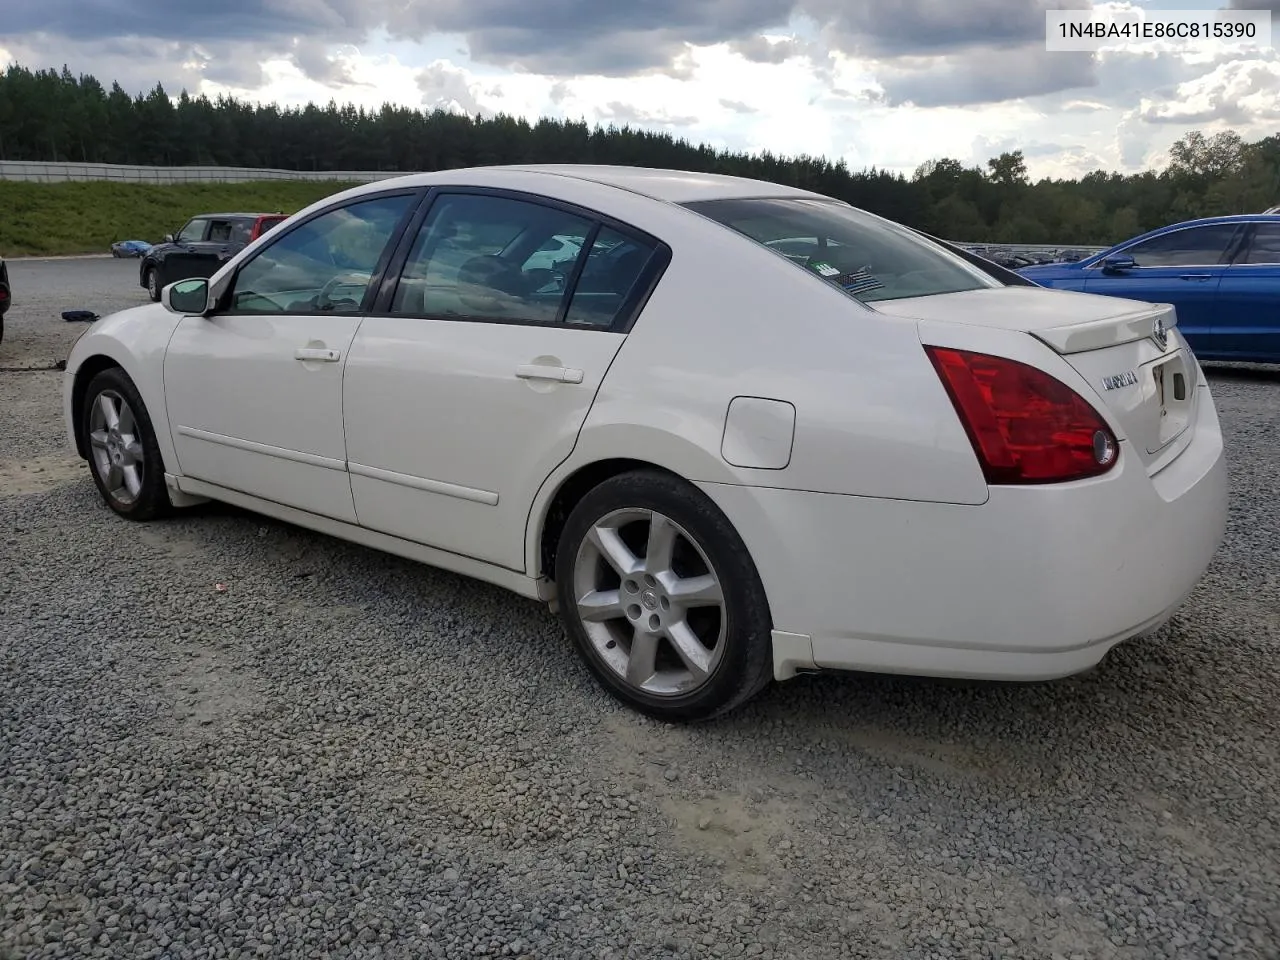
(1, 256, 1279, 960)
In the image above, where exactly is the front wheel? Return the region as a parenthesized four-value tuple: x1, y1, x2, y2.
(81, 367, 172, 520)
(554, 469, 774, 722)
(145, 267, 161, 302)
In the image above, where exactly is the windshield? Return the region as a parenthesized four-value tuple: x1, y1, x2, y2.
(683, 197, 999, 304)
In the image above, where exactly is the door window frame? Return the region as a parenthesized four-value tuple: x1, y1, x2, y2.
(208, 187, 429, 318)
(367, 186, 673, 334)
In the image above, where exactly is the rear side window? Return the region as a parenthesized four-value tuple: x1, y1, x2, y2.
(389, 193, 595, 324)
(563, 228, 657, 328)
(1237, 223, 1280, 264)
(683, 197, 997, 304)
(207, 220, 234, 243)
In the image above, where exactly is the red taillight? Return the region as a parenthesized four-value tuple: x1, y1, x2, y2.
(924, 345, 1119, 484)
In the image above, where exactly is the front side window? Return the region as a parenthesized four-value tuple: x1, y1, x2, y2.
(390, 193, 594, 324)
(175, 219, 207, 243)
(1118, 224, 1241, 267)
(683, 197, 997, 304)
(226, 193, 415, 314)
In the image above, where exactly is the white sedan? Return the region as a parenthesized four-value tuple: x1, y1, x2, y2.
(63, 164, 1229, 722)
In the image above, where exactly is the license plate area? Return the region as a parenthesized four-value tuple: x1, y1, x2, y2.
(1144, 351, 1193, 453)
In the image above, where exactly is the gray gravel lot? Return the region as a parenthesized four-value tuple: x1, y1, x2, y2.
(2, 256, 1278, 960)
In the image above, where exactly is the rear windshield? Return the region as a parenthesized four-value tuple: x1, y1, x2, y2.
(682, 197, 998, 304)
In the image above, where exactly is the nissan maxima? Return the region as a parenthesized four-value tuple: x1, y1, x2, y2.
(62, 164, 1228, 722)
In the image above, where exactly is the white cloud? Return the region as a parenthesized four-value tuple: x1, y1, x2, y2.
(1136, 57, 1280, 125)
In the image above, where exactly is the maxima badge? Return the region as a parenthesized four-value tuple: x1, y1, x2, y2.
(1102, 370, 1139, 390)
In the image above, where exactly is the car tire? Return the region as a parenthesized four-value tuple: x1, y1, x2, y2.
(81, 367, 172, 521)
(554, 469, 774, 723)
(145, 267, 161, 302)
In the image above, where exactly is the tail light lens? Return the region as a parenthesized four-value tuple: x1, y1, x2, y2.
(925, 345, 1119, 484)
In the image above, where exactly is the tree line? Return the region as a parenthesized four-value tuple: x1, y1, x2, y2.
(1, 62, 1277, 245)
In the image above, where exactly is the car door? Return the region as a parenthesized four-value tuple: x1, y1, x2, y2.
(1207, 221, 1280, 362)
(1081, 222, 1244, 350)
(162, 189, 422, 523)
(159, 217, 212, 286)
(343, 188, 668, 571)
(174, 217, 238, 282)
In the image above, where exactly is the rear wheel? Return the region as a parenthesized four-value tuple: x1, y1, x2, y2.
(81, 367, 171, 520)
(145, 266, 161, 302)
(554, 469, 774, 722)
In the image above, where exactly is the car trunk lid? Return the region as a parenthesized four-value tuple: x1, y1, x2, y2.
(872, 287, 1198, 474)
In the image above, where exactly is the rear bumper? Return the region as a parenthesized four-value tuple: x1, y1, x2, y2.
(698, 380, 1228, 682)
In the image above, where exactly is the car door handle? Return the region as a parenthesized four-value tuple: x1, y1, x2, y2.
(1179, 274, 1213, 281)
(515, 364, 583, 383)
(295, 347, 341, 362)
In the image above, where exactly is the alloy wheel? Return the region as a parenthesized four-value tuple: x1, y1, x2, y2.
(571, 508, 727, 697)
(88, 389, 146, 505)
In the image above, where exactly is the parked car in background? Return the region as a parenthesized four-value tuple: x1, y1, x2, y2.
(139, 212, 288, 301)
(64, 164, 1227, 721)
(111, 239, 152, 258)
(1018, 214, 1280, 364)
(524, 233, 583, 272)
(0, 255, 9, 343)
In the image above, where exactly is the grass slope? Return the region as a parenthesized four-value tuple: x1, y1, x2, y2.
(0, 180, 362, 257)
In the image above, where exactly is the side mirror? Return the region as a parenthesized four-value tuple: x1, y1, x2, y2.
(1101, 255, 1137, 273)
(163, 277, 210, 315)
(163, 233, 174, 243)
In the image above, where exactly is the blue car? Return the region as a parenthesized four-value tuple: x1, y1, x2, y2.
(1017, 214, 1280, 364)
(110, 239, 153, 258)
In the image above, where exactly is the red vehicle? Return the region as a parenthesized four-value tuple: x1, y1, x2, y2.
(139, 212, 288, 301)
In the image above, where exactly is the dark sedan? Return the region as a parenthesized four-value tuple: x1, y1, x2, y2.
(1018, 214, 1280, 364)
(139, 212, 288, 301)
(0, 256, 10, 343)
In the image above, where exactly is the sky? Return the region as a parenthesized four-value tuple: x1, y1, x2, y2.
(3, 0, 1280, 180)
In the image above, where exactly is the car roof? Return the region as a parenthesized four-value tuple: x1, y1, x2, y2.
(374, 164, 833, 205)
(1149, 213, 1280, 231)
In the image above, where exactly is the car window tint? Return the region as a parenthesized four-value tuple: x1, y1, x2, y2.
(683, 197, 996, 303)
(1239, 223, 1280, 264)
(207, 220, 234, 243)
(228, 194, 414, 315)
(1122, 225, 1240, 267)
(257, 217, 287, 238)
(229, 221, 253, 245)
(176, 219, 207, 243)
(563, 228, 656, 327)
(390, 194, 593, 324)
